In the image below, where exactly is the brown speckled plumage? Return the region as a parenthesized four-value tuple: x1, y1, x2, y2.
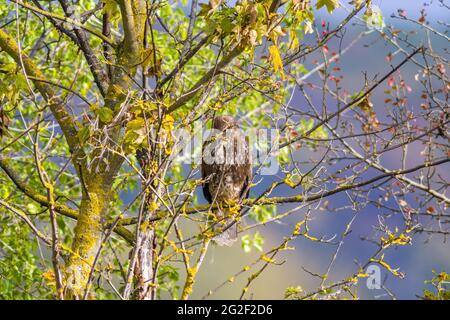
(201, 116, 252, 246)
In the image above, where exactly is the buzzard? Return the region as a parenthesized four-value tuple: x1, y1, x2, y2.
(201, 115, 252, 246)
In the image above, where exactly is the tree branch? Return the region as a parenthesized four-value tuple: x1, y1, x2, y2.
(0, 28, 80, 154)
(280, 46, 424, 149)
(168, 45, 243, 113)
(0, 199, 52, 245)
(11, 0, 116, 47)
(0, 157, 135, 244)
(116, 157, 449, 228)
(167, 0, 284, 113)
(57, 0, 109, 96)
(157, 34, 210, 90)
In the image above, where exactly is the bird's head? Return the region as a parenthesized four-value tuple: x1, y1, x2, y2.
(213, 115, 237, 131)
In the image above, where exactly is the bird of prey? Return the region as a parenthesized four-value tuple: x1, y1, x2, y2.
(201, 115, 252, 246)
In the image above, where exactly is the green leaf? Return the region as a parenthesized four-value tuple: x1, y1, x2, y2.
(102, 0, 121, 27)
(77, 127, 90, 143)
(249, 205, 275, 223)
(220, 17, 233, 34)
(316, 0, 339, 13)
(363, 5, 385, 30)
(285, 286, 303, 299)
(253, 232, 264, 252)
(241, 234, 252, 253)
(98, 107, 114, 123)
(15, 73, 28, 91)
(241, 232, 264, 252)
(127, 117, 145, 131)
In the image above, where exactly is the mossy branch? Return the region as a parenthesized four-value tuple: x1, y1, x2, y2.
(181, 239, 210, 300)
(0, 157, 134, 244)
(116, 157, 450, 228)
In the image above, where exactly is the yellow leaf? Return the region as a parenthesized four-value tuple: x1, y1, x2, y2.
(148, 202, 159, 211)
(42, 270, 56, 289)
(141, 48, 154, 70)
(261, 255, 275, 263)
(162, 114, 174, 132)
(289, 30, 299, 50)
(268, 45, 285, 80)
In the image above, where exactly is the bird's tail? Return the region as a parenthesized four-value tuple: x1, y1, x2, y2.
(213, 207, 238, 246)
(213, 220, 238, 246)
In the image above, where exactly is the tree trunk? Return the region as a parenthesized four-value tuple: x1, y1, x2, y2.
(132, 155, 167, 300)
(65, 178, 111, 299)
(134, 226, 156, 300)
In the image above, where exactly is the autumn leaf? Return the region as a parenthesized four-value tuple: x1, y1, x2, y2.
(388, 77, 395, 87)
(268, 45, 285, 80)
(123, 117, 147, 152)
(359, 96, 373, 112)
(398, 9, 407, 18)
